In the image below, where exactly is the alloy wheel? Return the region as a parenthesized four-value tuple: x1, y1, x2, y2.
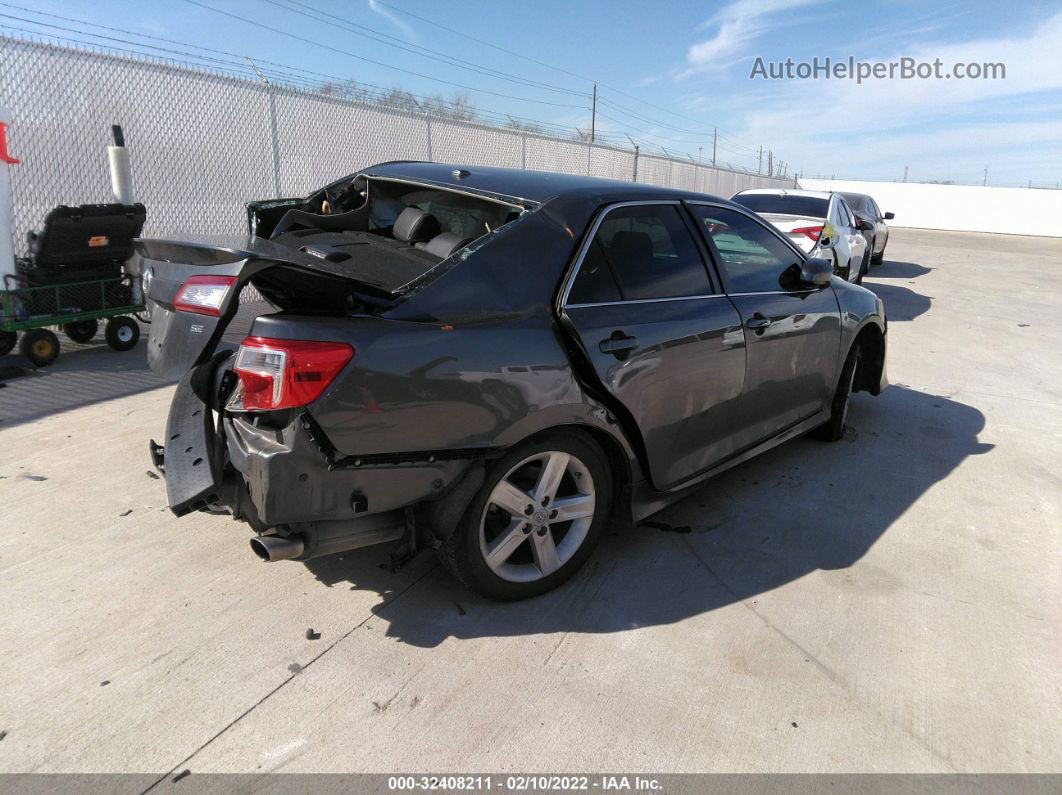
(479, 450, 596, 583)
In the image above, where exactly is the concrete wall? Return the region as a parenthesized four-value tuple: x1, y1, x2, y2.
(799, 179, 1062, 238)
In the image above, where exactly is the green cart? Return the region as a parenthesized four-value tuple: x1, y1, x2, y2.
(0, 273, 143, 366)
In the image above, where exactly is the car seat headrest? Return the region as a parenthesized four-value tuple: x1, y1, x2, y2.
(393, 207, 441, 243)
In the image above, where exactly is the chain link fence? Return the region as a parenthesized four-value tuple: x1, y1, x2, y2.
(0, 34, 796, 252)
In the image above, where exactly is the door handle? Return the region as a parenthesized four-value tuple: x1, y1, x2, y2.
(599, 332, 638, 356)
(745, 313, 772, 331)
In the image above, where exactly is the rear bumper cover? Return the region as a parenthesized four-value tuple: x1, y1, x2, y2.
(155, 373, 473, 532)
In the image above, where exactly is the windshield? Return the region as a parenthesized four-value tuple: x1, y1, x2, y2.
(733, 194, 828, 218)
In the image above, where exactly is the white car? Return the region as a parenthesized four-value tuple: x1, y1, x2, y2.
(730, 189, 871, 283)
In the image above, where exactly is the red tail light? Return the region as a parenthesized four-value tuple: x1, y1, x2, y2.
(174, 275, 238, 316)
(228, 337, 354, 411)
(790, 225, 824, 241)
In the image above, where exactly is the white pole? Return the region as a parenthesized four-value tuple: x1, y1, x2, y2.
(107, 125, 134, 204)
(0, 106, 19, 286)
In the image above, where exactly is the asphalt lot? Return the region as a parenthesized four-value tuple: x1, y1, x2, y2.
(0, 228, 1059, 777)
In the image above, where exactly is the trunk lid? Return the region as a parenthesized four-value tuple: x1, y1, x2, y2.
(757, 213, 827, 253)
(136, 234, 424, 379)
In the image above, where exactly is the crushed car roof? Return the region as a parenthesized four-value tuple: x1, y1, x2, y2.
(360, 161, 725, 205)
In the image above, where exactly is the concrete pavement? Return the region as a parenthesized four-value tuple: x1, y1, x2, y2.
(0, 228, 1059, 777)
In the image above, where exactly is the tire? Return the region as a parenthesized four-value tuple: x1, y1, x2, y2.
(63, 319, 99, 343)
(0, 330, 16, 357)
(812, 344, 861, 441)
(105, 316, 140, 351)
(437, 431, 613, 600)
(871, 245, 885, 266)
(19, 328, 61, 367)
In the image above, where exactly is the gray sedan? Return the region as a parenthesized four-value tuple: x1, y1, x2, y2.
(141, 163, 887, 600)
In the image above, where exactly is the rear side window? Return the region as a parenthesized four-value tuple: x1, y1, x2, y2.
(591, 204, 711, 300)
(567, 238, 621, 304)
(732, 194, 828, 219)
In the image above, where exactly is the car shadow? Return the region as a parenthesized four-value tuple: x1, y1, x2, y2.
(871, 259, 932, 279)
(863, 259, 933, 322)
(304, 385, 992, 648)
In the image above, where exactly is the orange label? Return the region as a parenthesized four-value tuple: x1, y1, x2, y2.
(88, 235, 109, 247)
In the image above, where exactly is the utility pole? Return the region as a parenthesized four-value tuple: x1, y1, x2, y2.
(698, 146, 702, 164)
(625, 133, 639, 182)
(758, 146, 763, 174)
(590, 82, 597, 143)
(767, 150, 773, 176)
(711, 128, 717, 165)
(983, 166, 988, 186)
(902, 165, 908, 183)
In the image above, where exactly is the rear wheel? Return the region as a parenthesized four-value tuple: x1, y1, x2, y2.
(105, 316, 139, 351)
(437, 432, 613, 600)
(872, 239, 886, 265)
(812, 344, 861, 441)
(0, 330, 16, 356)
(19, 328, 60, 367)
(63, 319, 98, 343)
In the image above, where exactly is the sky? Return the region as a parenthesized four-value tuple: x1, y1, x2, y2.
(6, 0, 1062, 186)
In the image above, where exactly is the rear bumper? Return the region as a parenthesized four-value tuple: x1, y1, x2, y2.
(154, 371, 472, 551)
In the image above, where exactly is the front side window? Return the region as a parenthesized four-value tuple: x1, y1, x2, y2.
(691, 206, 803, 294)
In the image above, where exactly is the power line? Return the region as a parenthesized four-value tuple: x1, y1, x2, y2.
(0, 19, 592, 139)
(375, 0, 765, 146)
(178, 0, 588, 109)
(267, 0, 586, 98)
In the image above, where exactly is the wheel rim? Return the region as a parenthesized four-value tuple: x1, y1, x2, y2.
(32, 338, 53, 358)
(479, 450, 595, 583)
(116, 325, 133, 343)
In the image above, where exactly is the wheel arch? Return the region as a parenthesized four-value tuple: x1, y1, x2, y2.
(851, 320, 885, 395)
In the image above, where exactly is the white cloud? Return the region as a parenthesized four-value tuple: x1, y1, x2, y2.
(677, 0, 826, 78)
(367, 0, 418, 42)
(732, 11, 1062, 184)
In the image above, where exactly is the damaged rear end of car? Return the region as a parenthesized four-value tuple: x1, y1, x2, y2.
(141, 174, 541, 566)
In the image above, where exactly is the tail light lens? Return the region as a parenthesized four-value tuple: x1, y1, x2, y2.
(174, 275, 237, 316)
(790, 225, 824, 241)
(228, 337, 354, 411)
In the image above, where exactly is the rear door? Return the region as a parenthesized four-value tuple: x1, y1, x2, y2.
(559, 201, 747, 490)
(688, 203, 841, 443)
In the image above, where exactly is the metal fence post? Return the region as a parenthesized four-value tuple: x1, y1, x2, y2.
(246, 57, 282, 199)
(521, 134, 527, 169)
(425, 110, 433, 162)
(632, 144, 639, 183)
(267, 86, 281, 198)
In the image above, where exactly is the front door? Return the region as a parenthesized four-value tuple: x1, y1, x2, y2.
(560, 202, 746, 490)
(688, 204, 842, 447)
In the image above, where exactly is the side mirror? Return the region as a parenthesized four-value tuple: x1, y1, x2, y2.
(856, 219, 874, 232)
(800, 257, 833, 288)
(883, 211, 895, 220)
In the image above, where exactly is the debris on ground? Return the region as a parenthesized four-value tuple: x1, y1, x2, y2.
(638, 520, 692, 534)
(305, 628, 321, 640)
(119, 509, 132, 517)
(19, 474, 47, 482)
(100, 680, 110, 687)
(287, 663, 303, 674)
(145, 470, 160, 480)
(172, 769, 191, 782)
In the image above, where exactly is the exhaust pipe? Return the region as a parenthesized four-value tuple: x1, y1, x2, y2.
(249, 510, 407, 563)
(250, 534, 304, 562)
